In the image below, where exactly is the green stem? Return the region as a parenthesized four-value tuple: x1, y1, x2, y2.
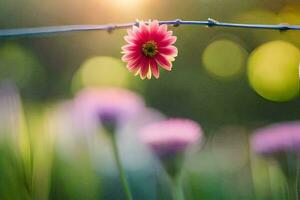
(287, 180, 298, 200)
(111, 134, 133, 200)
(172, 176, 185, 200)
(297, 169, 299, 200)
(287, 167, 299, 200)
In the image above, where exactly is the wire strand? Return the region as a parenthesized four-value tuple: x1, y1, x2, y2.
(1, 19, 300, 39)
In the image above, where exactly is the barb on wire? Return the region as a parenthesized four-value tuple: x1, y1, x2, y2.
(0, 18, 300, 39)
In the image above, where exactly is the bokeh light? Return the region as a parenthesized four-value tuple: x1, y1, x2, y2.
(202, 39, 248, 79)
(71, 56, 132, 93)
(0, 43, 45, 94)
(248, 40, 300, 102)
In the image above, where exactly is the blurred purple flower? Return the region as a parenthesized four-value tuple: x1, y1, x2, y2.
(140, 118, 203, 158)
(251, 121, 300, 155)
(74, 87, 144, 132)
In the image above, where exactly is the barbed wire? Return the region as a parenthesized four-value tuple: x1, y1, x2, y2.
(1, 18, 300, 39)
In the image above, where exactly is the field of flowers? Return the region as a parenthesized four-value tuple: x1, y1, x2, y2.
(0, 0, 299, 199)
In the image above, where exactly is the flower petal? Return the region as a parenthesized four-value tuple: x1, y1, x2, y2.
(158, 24, 168, 33)
(121, 44, 140, 52)
(130, 66, 140, 74)
(127, 56, 143, 70)
(122, 52, 140, 62)
(140, 59, 150, 79)
(146, 67, 152, 79)
(137, 21, 150, 41)
(158, 36, 177, 47)
(124, 35, 139, 44)
(150, 59, 159, 79)
(151, 32, 167, 43)
(159, 46, 178, 57)
(150, 20, 160, 34)
(127, 29, 138, 38)
(155, 54, 172, 71)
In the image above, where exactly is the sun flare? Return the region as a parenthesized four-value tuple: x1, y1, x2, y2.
(112, 0, 140, 7)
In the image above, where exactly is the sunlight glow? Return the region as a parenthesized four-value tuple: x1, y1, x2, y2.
(111, 0, 141, 7)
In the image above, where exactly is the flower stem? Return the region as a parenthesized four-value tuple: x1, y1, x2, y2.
(172, 176, 185, 200)
(287, 180, 298, 200)
(287, 165, 299, 200)
(110, 134, 133, 200)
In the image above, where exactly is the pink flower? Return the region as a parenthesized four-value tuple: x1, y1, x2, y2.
(121, 20, 178, 79)
(140, 118, 203, 157)
(74, 87, 144, 130)
(251, 121, 300, 155)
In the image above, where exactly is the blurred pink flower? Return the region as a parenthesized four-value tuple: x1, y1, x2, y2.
(121, 20, 178, 79)
(140, 118, 202, 157)
(74, 87, 144, 130)
(251, 121, 300, 155)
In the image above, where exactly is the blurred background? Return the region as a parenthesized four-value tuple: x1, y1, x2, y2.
(0, 0, 299, 199)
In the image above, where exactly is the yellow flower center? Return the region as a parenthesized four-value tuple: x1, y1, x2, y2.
(142, 40, 158, 57)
